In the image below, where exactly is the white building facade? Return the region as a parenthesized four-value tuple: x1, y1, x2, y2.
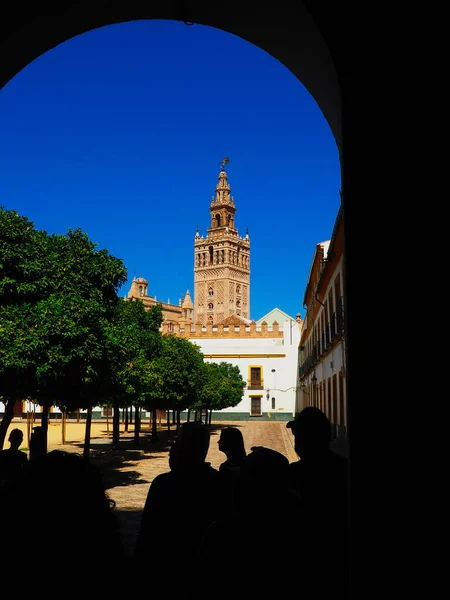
(184, 314, 301, 421)
(297, 206, 347, 450)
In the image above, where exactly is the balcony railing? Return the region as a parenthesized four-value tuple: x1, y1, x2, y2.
(298, 296, 344, 376)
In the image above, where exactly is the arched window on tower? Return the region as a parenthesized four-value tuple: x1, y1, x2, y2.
(139, 286, 143, 296)
(215, 214, 221, 227)
(208, 287, 214, 297)
(208, 302, 214, 311)
(209, 246, 214, 264)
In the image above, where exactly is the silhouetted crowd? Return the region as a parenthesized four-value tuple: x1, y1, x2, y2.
(0, 408, 349, 598)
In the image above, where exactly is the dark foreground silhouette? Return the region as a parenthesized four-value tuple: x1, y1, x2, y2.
(133, 421, 229, 572)
(0, 428, 28, 487)
(217, 425, 247, 500)
(0, 416, 350, 597)
(287, 406, 350, 598)
(0, 449, 125, 577)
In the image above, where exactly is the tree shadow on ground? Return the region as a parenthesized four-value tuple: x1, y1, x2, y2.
(63, 428, 176, 490)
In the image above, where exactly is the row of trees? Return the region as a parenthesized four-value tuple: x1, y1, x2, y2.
(0, 207, 245, 457)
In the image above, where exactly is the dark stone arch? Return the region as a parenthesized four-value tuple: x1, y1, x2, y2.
(0, 1, 342, 158)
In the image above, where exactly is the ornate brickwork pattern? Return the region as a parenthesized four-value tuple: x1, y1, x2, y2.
(217, 281, 224, 303)
(197, 284, 205, 305)
(203, 268, 224, 280)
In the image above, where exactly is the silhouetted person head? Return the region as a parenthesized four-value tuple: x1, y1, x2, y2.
(287, 406, 331, 459)
(234, 446, 289, 514)
(8, 429, 23, 451)
(218, 426, 246, 462)
(175, 421, 210, 467)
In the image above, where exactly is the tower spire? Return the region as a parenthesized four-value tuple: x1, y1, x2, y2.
(194, 161, 251, 325)
(212, 157, 233, 207)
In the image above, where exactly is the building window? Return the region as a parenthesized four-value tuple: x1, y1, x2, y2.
(208, 287, 214, 296)
(271, 397, 276, 410)
(250, 396, 262, 416)
(248, 366, 263, 389)
(208, 303, 214, 310)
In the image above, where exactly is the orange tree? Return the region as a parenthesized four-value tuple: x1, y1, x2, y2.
(0, 207, 127, 451)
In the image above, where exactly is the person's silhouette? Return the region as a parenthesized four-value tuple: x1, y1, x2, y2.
(286, 406, 348, 511)
(197, 446, 298, 591)
(0, 428, 28, 486)
(133, 421, 228, 571)
(217, 426, 246, 495)
(0, 449, 124, 574)
(287, 407, 349, 598)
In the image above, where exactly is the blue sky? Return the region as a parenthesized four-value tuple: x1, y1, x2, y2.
(0, 20, 341, 321)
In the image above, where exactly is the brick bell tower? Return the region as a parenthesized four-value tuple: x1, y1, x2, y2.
(193, 158, 250, 325)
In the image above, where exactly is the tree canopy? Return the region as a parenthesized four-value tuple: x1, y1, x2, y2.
(0, 207, 127, 448)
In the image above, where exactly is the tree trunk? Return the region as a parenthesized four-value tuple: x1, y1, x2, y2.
(83, 407, 93, 459)
(134, 404, 140, 447)
(187, 408, 191, 423)
(167, 410, 171, 435)
(151, 409, 158, 442)
(61, 412, 66, 444)
(125, 407, 129, 432)
(26, 410, 34, 449)
(41, 403, 49, 454)
(0, 398, 15, 450)
(176, 410, 181, 434)
(112, 402, 120, 449)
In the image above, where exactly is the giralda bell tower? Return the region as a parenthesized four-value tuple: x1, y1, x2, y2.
(193, 158, 250, 325)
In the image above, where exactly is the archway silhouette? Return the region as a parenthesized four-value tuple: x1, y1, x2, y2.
(4, 2, 417, 594)
(0, 6, 342, 157)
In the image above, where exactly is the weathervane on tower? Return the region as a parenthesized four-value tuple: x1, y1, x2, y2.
(220, 157, 230, 170)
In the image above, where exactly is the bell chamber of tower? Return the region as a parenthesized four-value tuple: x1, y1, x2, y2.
(194, 165, 250, 326)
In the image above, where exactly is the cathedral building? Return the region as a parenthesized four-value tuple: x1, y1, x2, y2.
(127, 162, 303, 420)
(127, 276, 193, 333)
(1, 163, 304, 421)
